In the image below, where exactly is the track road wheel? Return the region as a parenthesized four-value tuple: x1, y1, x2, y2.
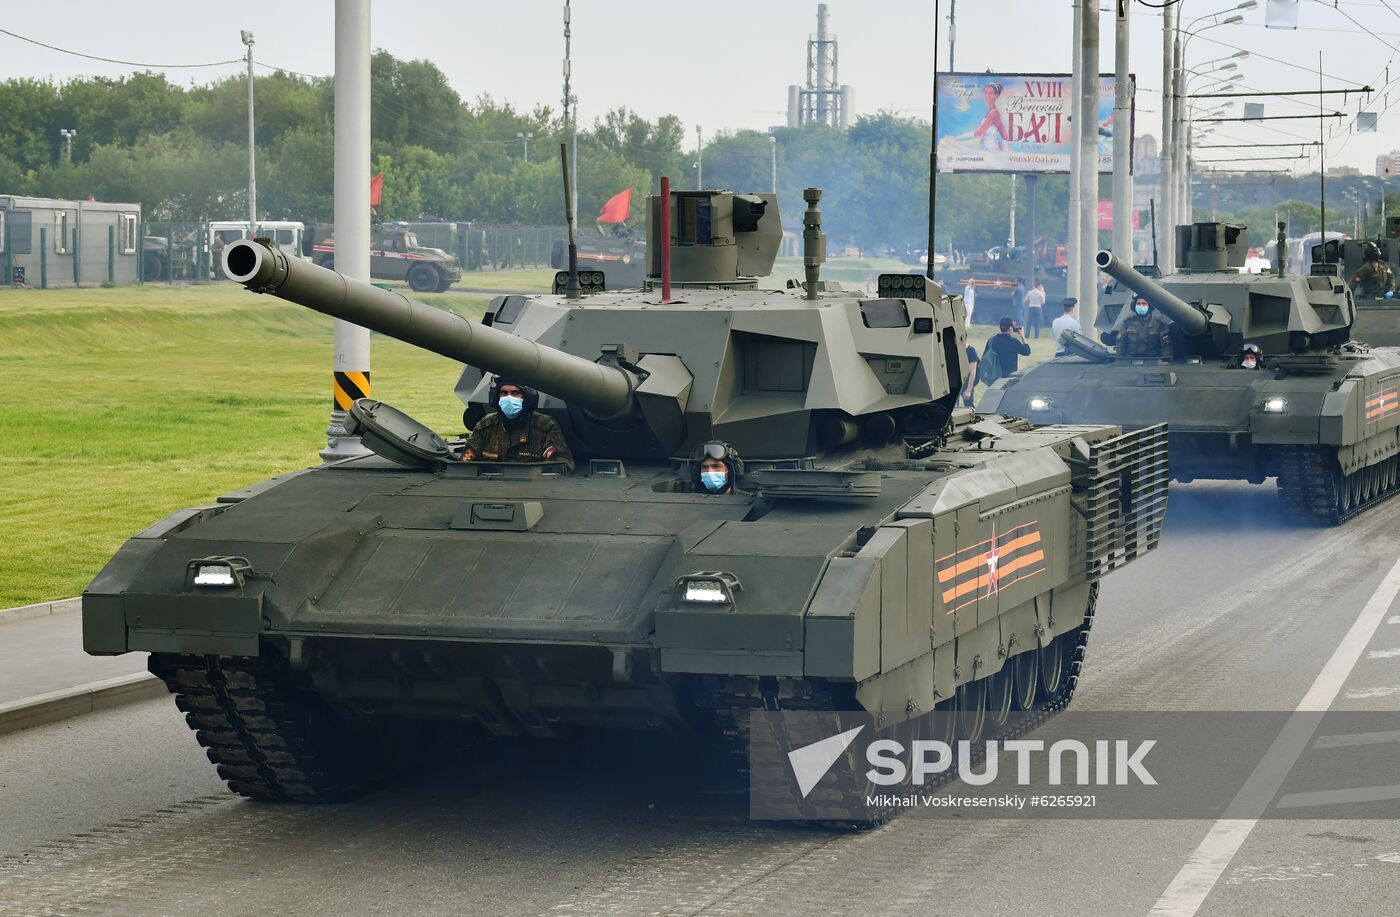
(1012, 650, 1038, 710)
(986, 666, 1014, 729)
(956, 679, 987, 744)
(407, 263, 440, 292)
(1038, 635, 1066, 700)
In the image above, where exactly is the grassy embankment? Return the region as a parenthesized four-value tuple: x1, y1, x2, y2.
(0, 282, 491, 607)
(0, 267, 1054, 606)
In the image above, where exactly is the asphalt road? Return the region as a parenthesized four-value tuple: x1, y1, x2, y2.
(4, 481, 1400, 916)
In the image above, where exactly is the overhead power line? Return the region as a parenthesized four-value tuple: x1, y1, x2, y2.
(0, 27, 242, 69)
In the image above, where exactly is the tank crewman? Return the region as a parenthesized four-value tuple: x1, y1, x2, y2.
(1352, 243, 1395, 299)
(693, 441, 743, 494)
(461, 378, 574, 469)
(1116, 294, 1175, 360)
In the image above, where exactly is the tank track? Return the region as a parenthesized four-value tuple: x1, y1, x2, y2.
(148, 653, 387, 802)
(710, 583, 1100, 827)
(1276, 446, 1400, 525)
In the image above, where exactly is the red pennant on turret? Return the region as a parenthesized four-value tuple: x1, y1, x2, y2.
(370, 172, 384, 207)
(597, 188, 631, 224)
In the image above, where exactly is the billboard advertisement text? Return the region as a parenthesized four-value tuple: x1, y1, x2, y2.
(935, 72, 1131, 175)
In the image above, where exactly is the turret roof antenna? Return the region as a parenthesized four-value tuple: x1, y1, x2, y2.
(561, 142, 581, 300)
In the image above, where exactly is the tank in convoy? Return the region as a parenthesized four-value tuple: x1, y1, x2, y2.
(81, 186, 1167, 821)
(982, 221, 1400, 524)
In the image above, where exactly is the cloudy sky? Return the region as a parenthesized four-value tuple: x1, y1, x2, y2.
(0, 0, 1396, 173)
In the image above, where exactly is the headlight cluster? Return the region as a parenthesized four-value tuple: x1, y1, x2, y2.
(677, 571, 743, 606)
(1261, 396, 1288, 414)
(1028, 396, 1055, 413)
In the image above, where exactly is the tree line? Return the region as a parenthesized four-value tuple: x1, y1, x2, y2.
(0, 52, 1050, 256)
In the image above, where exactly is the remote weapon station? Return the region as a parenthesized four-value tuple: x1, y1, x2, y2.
(83, 174, 1166, 820)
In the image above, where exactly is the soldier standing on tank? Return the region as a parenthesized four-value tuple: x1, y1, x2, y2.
(1352, 243, 1396, 299)
(1117, 295, 1174, 360)
(461, 378, 574, 469)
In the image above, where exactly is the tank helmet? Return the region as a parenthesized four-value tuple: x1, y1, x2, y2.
(1240, 342, 1263, 370)
(692, 440, 744, 492)
(488, 377, 539, 415)
(1364, 242, 1382, 262)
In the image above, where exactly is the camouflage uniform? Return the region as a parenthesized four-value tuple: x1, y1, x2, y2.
(1116, 312, 1174, 360)
(1352, 260, 1395, 299)
(464, 412, 574, 469)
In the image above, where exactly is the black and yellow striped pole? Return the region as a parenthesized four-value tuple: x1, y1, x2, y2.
(332, 370, 371, 413)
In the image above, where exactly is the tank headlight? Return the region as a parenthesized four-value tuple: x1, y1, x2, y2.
(186, 555, 252, 589)
(1262, 396, 1288, 414)
(194, 564, 236, 586)
(677, 571, 743, 605)
(1028, 396, 1055, 412)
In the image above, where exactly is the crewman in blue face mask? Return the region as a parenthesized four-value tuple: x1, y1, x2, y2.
(692, 441, 743, 495)
(1115, 294, 1175, 361)
(461, 378, 574, 469)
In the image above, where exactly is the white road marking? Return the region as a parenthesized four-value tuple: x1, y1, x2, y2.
(1366, 647, 1400, 658)
(1388, 616, 1400, 625)
(1315, 729, 1400, 748)
(1344, 685, 1400, 699)
(1149, 552, 1400, 916)
(1275, 784, 1400, 809)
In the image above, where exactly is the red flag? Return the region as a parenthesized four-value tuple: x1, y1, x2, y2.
(597, 188, 631, 224)
(369, 172, 384, 207)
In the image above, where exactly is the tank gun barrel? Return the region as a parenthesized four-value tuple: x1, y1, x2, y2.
(223, 239, 636, 417)
(1096, 250, 1209, 336)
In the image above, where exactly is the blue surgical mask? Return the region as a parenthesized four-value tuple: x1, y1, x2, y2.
(498, 395, 525, 418)
(700, 470, 729, 492)
(1134, 304, 1150, 317)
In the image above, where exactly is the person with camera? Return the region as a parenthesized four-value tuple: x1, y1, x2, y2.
(984, 316, 1032, 378)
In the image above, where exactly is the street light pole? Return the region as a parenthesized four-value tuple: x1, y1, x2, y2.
(59, 128, 76, 164)
(696, 125, 704, 189)
(770, 135, 778, 193)
(241, 30, 257, 238)
(517, 131, 534, 162)
(1112, 0, 1132, 265)
(1160, 4, 1175, 270)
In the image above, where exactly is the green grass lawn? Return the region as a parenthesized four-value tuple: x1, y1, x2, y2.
(448, 268, 557, 293)
(0, 283, 488, 607)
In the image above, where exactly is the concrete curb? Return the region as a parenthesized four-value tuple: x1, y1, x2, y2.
(0, 596, 80, 626)
(0, 672, 167, 736)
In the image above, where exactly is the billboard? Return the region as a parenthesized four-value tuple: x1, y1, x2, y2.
(935, 72, 1132, 175)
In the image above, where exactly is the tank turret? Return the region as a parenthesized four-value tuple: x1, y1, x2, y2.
(1094, 222, 1355, 358)
(226, 187, 967, 464)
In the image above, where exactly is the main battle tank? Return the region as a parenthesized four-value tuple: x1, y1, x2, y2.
(983, 221, 1400, 524)
(82, 187, 1166, 819)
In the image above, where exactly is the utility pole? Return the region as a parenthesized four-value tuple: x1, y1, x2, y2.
(1160, 4, 1175, 269)
(1068, 1, 1083, 316)
(770, 135, 778, 193)
(696, 125, 704, 189)
(1009, 175, 1017, 247)
(241, 30, 257, 238)
(1078, 0, 1100, 330)
(517, 131, 534, 162)
(59, 128, 76, 164)
(324, 0, 372, 461)
(948, 0, 957, 71)
(1112, 0, 1133, 266)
